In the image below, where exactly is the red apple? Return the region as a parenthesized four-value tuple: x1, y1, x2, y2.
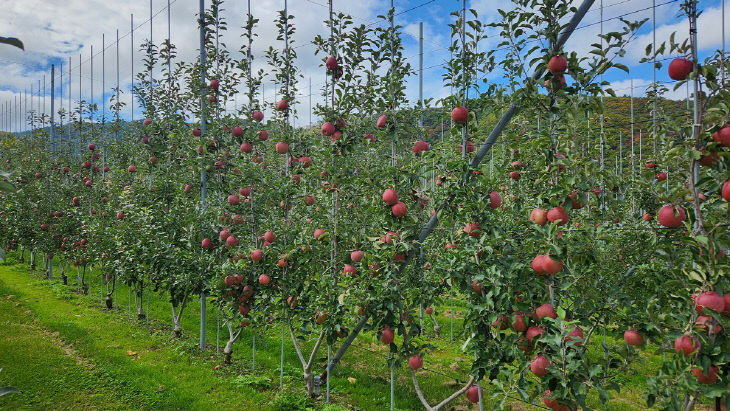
(376, 115, 387, 129)
(351, 250, 364, 262)
(674, 335, 701, 356)
(228, 194, 240, 206)
(451, 106, 468, 125)
(459, 140, 475, 154)
(547, 206, 568, 226)
(692, 365, 719, 384)
(548, 55, 567, 75)
(128, 165, 137, 173)
(509, 171, 521, 180)
(380, 327, 394, 344)
(344, 264, 357, 276)
(201, 238, 212, 249)
(425, 307, 433, 315)
(412, 140, 429, 154)
(251, 249, 263, 262)
(657, 205, 686, 228)
(276, 100, 288, 111)
(565, 326, 584, 345)
(531, 355, 550, 377)
(252, 111, 263, 122)
(623, 329, 643, 346)
(391, 202, 407, 218)
(526, 326, 545, 344)
(530, 208, 548, 225)
(489, 191, 502, 209)
(465, 385, 482, 403)
(321, 122, 335, 136)
(275, 141, 289, 155)
(314, 228, 325, 240)
(88, 143, 96, 151)
(382, 188, 399, 205)
(465, 222, 481, 238)
(656, 172, 667, 181)
(536, 303, 557, 319)
(722, 181, 730, 201)
(258, 274, 271, 286)
(668, 58, 693, 81)
(226, 235, 238, 247)
(325, 56, 338, 71)
(695, 291, 725, 315)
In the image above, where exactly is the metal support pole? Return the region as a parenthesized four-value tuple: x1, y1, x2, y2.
(418, 21, 423, 129)
(652, 0, 657, 158)
(116, 30, 120, 141)
(131, 14, 135, 122)
(199, 0, 208, 352)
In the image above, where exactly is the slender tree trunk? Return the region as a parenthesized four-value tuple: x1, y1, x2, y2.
(135, 282, 146, 320)
(222, 322, 241, 364)
(19, 246, 24, 263)
(105, 273, 115, 310)
(60, 260, 68, 285)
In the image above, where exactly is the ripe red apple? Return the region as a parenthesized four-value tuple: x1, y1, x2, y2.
(382, 189, 399, 205)
(657, 205, 686, 228)
(692, 365, 719, 384)
(143, 119, 152, 126)
(376, 115, 387, 129)
(209, 79, 219, 90)
(351, 250, 364, 262)
(674, 335, 701, 356)
(425, 307, 433, 315)
(192, 128, 202, 136)
(240, 142, 253, 153)
(465, 222, 481, 238)
(128, 165, 136, 173)
(565, 326, 584, 345)
(623, 329, 643, 346)
(471, 280, 483, 295)
(545, 75, 566, 90)
(511, 314, 527, 332)
(536, 303, 557, 319)
(263, 231, 275, 243)
(489, 191, 502, 209)
(526, 326, 545, 344)
(451, 106, 468, 125)
(642, 212, 653, 222)
(258, 274, 271, 285)
(343, 264, 357, 277)
(88, 143, 96, 151)
(201, 238, 212, 249)
(531, 355, 550, 377)
(380, 327, 394, 344)
(406, 354, 424, 370)
(714, 126, 730, 146)
(391, 201, 407, 218)
(325, 56, 338, 71)
(668, 58, 693, 81)
(276, 100, 288, 111)
(219, 229, 231, 242)
(656, 172, 667, 181)
(228, 194, 240, 206)
(321, 122, 335, 136)
(250, 249, 263, 262)
(114, 211, 124, 220)
(458, 140, 475, 153)
(411, 140, 429, 154)
(530, 208, 548, 225)
(492, 314, 509, 330)
(149, 156, 158, 165)
(695, 291, 725, 315)
(314, 228, 325, 240)
(252, 111, 263, 122)
(465, 385, 483, 403)
(548, 55, 567, 75)
(275, 142, 288, 154)
(226, 235, 238, 247)
(547, 206, 568, 226)
(722, 181, 730, 201)
(231, 126, 243, 137)
(509, 171, 521, 180)
(256, 129, 268, 141)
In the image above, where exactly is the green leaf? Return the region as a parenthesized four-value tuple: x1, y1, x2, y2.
(0, 37, 24, 50)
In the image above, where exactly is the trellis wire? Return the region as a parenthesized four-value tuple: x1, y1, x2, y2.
(198, 0, 208, 352)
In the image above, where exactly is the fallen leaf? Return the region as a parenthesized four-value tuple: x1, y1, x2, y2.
(347, 377, 357, 384)
(127, 350, 138, 356)
(157, 385, 165, 392)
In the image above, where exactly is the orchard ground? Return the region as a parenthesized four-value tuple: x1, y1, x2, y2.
(3, 254, 715, 411)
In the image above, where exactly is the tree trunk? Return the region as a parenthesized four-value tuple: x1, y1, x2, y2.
(223, 340, 234, 364)
(105, 274, 115, 310)
(18, 246, 24, 263)
(303, 369, 315, 397)
(30, 250, 35, 269)
(135, 284, 146, 320)
(60, 262, 68, 285)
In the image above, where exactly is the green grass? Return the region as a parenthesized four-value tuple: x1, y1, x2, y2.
(0, 255, 671, 410)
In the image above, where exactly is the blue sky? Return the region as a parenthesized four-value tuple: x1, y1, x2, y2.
(0, 0, 727, 131)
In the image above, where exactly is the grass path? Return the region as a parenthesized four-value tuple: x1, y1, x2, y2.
(0, 258, 674, 410)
